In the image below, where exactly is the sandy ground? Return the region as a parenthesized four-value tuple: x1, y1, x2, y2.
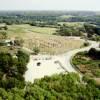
(24, 55, 66, 83)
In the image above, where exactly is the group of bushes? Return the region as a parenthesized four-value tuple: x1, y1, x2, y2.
(0, 50, 29, 90)
(88, 48, 100, 59)
(72, 48, 100, 77)
(55, 24, 84, 36)
(0, 73, 99, 100)
(84, 23, 100, 37)
(55, 23, 100, 41)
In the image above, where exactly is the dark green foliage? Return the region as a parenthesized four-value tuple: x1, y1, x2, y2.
(0, 31, 7, 39)
(17, 50, 29, 63)
(0, 51, 29, 90)
(0, 53, 13, 73)
(72, 49, 100, 77)
(83, 42, 89, 47)
(16, 50, 29, 75)
(84, 23, 100, 38)
(88, 48, 100, 59)
(30, 21, 57, 27)
(0, 11, 100, 26)
(33, 47, 40, 55)
(0, 73, 99, 100)
(56, 24, 83, 36)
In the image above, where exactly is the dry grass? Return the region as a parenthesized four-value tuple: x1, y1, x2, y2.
(7, 24, 84, 54)
(7, 24, 56, 36)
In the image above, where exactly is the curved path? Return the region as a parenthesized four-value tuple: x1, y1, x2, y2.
(58, 40, 99, 75)
(24, 38, 99, 82)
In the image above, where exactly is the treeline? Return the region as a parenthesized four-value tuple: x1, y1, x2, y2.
(59, 16, 100, 24)
(30, 21, 57, 27)
(0, 73, 99, 99)
(0, 12, 57, 25)
(84, 23, 100, 36)
(55, 23, 100, 39)
(84, 23, 100, 41)
(0, 11, 100, 25)
(55, 24, 84, 36)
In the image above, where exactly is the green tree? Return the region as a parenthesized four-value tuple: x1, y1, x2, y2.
(0, 31, 7, 39)
(33, 47, 40, 55)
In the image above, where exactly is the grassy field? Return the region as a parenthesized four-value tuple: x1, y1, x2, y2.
(58, 22, 84, 27)
(6, 24, 84, 54)
(7, 24, 56, 35)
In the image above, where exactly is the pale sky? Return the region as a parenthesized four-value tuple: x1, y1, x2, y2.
(0, 0, 99, 11)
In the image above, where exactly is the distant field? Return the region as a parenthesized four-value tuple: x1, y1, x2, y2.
(58, 22, 84, 27)
(29, 26, 56, 35)
(58, 15, 74, 19)
(7, 24, 56, 35)
(6, 24, 84, 54)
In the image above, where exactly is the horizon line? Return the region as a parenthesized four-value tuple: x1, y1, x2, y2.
(0, 10, 100, 12)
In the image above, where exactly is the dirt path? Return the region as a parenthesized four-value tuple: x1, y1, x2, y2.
(24, 38, 99, 83)
(58, 40, 99, 75)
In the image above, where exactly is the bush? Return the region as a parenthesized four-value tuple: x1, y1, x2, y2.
(33, 47, 40, 55)
(88, 48, 100, 59)
(83, 42, 89, 47)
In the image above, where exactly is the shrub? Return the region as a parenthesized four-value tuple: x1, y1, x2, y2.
(83, 42, 89, 47)
(33, 47, 40, 55)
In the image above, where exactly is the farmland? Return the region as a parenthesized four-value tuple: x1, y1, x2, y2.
(6, 24, 84, 54)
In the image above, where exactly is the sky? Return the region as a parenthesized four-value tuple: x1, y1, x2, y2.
(0, 0, 99, 11)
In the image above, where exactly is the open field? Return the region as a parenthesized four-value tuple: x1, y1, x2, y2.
(7, 24, 56, 35)
(7, 24, 84, 54)
(58, 22, 84, 27)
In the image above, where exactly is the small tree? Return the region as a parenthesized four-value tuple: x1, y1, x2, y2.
(0, 31, 7, 40)
(33, 47, 40, 55)
(83, 42, 89, 47)
(88, 48, 96, 57)
(14, 37, 24, 47)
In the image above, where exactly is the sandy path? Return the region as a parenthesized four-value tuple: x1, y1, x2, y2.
(58, 40, 99, 74)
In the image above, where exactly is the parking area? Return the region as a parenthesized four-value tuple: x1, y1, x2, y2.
(24, 55, 66, 83)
